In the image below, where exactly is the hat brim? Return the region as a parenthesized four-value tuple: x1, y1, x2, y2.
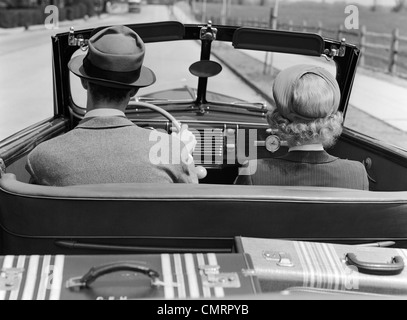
(68, 54, 156, 89)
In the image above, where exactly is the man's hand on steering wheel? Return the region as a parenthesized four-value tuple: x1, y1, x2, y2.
(128, 101, 206, 179)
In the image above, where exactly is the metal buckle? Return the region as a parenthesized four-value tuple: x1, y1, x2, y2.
(151, 279, 180, 288)
(199, 265, 241, 288)
(200, 21, 218, 41)
(65, 276, 87, 291)
(262, 251, 295, 268)
(323, 38, 347, 61)
(0, 268, 25, 291)
(68, 27, 89, 51)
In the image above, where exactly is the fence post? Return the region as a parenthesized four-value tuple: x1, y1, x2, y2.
(389, 28, 399, 75)
(202, 0, 207, 22)
(289, 20, 293, 32)
(337, 24, 344, 40)
(302, 20, 307, 32)
(359, 25, 366, 67)
(227, 0, 232, 22)
(269, 4, 279, 28)
(264, 3, 279, 75)
(221, 0, 227, 25)
(317, 21, 323, 36)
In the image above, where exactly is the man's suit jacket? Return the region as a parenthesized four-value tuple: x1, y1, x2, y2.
(26, 116, 198, 186)
(235, 151, 369, 190)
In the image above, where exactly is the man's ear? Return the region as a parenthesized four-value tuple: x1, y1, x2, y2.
(81, 79, 89, 90)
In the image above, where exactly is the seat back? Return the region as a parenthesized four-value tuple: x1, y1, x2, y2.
(1, 173, 407, 254)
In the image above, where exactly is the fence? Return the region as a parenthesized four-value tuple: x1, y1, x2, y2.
(202, 13, 407, 78)
(0, 0, 98, 29)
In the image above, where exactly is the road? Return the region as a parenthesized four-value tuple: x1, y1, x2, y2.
(0, 5, 263, 141)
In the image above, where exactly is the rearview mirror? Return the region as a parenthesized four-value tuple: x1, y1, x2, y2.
(189, 60, 223, 78)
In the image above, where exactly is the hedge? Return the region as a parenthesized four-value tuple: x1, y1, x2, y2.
(0, 8, 44, 28)
(0, 2, 98, 29)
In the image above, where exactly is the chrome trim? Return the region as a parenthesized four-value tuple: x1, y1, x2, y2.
(0, 121, 53, 148)
(129, 119, 269, 128)
(200, 21, 218, 41)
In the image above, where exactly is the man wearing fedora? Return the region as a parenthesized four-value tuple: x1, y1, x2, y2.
(25, 25, 198, 186)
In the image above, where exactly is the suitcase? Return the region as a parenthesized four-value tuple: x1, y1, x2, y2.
(0, 253, 260, 300)
(235, 237, 407, 296)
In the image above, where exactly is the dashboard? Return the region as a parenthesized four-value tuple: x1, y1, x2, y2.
(130, 118, 286, 184)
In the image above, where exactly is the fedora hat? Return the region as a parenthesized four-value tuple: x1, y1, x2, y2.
(68, 25, 156, 89)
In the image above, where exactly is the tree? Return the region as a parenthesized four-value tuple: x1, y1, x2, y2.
(393, 0, 405, 12)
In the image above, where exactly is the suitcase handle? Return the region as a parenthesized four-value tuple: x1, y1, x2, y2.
(345, 253, 404, 276)
(66, 262, 160, 290)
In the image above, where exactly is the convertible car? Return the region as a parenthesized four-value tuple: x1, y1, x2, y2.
(1, 20, 407, 286)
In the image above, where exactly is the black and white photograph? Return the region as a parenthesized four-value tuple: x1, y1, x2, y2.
(1, 0, 407, 303)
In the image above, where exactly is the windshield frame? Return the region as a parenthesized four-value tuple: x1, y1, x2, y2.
(53, 22, 360, 120)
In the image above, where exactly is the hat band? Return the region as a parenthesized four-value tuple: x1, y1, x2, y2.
(83, 56, 141, 85)
(282, 112, 321, 123)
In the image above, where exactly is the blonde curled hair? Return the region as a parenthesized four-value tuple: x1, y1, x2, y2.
(267, 110, 344, 148)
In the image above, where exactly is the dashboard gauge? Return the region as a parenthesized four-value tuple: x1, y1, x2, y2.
(265, 135, 281, 153)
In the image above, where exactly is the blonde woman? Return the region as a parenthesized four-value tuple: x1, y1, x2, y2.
(235, 64, 369, 190)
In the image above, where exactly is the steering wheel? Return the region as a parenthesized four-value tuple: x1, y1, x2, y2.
(129, 101, 207, 180)
(129, 101, 182, 132)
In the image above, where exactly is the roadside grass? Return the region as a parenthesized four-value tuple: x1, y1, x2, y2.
(211, 42, 279, 98)
(196, 1, 407, 75)
(197, 2, 407, 35)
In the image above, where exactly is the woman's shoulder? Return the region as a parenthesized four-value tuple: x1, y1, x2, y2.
(335, 157, 366, 171)
(239, 158, 285, 177)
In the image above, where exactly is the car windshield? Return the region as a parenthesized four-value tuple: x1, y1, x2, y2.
(70, 40, 336, 110)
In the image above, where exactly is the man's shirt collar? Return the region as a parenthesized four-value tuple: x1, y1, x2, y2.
(289, 144, 324, 152)
(84, 108, 126, 119)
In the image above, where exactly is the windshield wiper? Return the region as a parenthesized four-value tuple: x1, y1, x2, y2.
(133, 97, 171, 103)
(231, 101, 270, 112)
(232, 101, 267, 108)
